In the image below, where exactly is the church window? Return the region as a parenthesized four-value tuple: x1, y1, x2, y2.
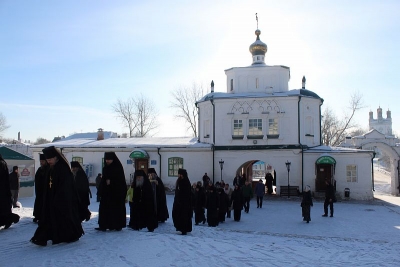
(305, 116, 313, 135)
(268, 118, 279, 135)
(233, 119, 243, 137)
(346, 165, 357, 182)
(168, 157, 183, 177)
(249, 119, 262, 136)
(256, 78, 259, 89)
(230, 79, 233, 91)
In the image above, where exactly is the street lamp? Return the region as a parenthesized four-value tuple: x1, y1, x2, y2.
(285, 160, 291, 199)
(219, 159, 224, 182)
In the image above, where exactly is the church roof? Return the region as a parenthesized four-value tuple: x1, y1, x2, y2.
(197, 88, 323, 103)
(0, 146, 34, 161)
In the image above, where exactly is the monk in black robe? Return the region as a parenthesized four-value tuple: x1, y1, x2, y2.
(0, 154, 20, 229)
(96, 152, 127, 231)
(71, 161, 91, 222)
(148, 168, 169, 223)
(172, 168, 192, 235)
(33, 153, 49, 223)
(206, 185, 220, 227)
(30, 146, 83, 246)
(128, 170, 157, 232)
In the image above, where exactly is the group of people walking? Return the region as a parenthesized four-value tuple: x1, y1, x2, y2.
(2, 147, 336, 244)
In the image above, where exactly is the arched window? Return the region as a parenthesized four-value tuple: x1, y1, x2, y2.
(168, 157, 184, 177)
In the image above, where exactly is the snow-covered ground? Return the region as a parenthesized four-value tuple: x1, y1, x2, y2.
(1, 172, 400, 267)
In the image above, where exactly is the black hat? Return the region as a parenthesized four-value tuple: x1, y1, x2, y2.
(70, 161, 81, 168)
(104, 152, 115, 160)
(147, 168, 156, 174)
(178, 168, 187, 175)
(39, 154, 46, 160)
(134, 169, 146, 177)
(13, 166, 18, 171)
(42, 146, 59, 159)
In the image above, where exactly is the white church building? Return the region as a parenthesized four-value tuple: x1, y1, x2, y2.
(31, 28, 374, 200)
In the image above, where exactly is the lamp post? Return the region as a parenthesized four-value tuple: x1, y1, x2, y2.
(219, 159, 224, 182)
(285, 160, 291, 199)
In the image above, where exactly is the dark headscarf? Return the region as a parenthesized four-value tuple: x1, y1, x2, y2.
(42, 146, 70, 168)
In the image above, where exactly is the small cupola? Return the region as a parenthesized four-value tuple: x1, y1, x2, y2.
(249, 29, 267, 65)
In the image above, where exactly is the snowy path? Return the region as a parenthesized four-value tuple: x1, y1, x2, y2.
(1, 179, 400, 267)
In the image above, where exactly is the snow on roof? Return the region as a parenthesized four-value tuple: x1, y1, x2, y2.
(197, 89, 322, 103)
(33, 137, 212, 149)
(57, 131, 117, 141)
(305, 145, 374, 153)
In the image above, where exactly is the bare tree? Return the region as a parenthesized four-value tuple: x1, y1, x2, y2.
(170, 82, 205, 137)
(34, 137, 51, 145)
(321, 92, 364, 146)
(0, 112, 10, 138)
(112, 94, 158, 137)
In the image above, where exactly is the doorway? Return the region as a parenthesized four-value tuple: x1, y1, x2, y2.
(316, 164, 333, 192)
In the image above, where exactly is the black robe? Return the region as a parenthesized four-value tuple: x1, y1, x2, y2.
(193, 187, 206, 224)
(33, 165, 49, 221)
(206, 190, 220, 227)
(31, 159, 83, 244)
(231, 188, 243, 221)
(218, 189, 228, 223)
(172, 176, 192, 233)
(154, 177, 169, 222)
(74, 169, 91, 222)
(0, 158, 19, 228)
(98, 159, 127, 230)
(128, 178, 158, 231)
(301, 191, 313, 222)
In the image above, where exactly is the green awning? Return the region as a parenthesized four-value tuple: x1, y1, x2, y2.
(316, 155, 336, 165)
(129, 149, 149, 159)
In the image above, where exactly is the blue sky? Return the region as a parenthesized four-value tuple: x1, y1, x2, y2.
(1, 0, 399, 142)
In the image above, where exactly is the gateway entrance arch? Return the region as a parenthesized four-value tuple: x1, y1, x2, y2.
(349, 130, 400, 195)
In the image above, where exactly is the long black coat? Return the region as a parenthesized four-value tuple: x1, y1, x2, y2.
(231, 188, 243, 211)
(98, 159, 127, 230)
(33, 165, 49, 221)
(206, 189, 220, 227)
(154, 177, 169, 222)
(129, 178, 158, 231)
(193, 187, 206, 224)
(0, 158, 20, 227)
(301, 191, 313, 221)
(74, 169, 91, 222)
(218, 189, 229, 222)
(31, 159, 83, 244)
(172, 176, 192, 233)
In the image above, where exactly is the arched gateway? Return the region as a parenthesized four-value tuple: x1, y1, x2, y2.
(346, 130, 400, 195)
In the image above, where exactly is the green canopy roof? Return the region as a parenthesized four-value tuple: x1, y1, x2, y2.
(0, 146, 33, 160)
(316, 155, 336, 165)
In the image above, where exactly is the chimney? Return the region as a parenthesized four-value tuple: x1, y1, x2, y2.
(387, 109, 391, 119)
(211, 80, 214, 93)
(97, 128, 104, 140)
(18, 131, 20, 141)
(369, 111, 373, 120)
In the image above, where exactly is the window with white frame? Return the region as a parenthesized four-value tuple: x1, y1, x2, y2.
(72, 157, 83, 165)
(268, 118, 279, 135)
(346, 165, 357, 182)
(233, 119, 243, 136)
(249, 119, 262, 136)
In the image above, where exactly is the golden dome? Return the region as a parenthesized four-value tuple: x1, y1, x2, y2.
(249, 29, 267, 56)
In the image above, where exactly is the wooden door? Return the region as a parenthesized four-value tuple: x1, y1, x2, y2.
(135, 159, 148, 173)
(316, 164, 332, 191)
